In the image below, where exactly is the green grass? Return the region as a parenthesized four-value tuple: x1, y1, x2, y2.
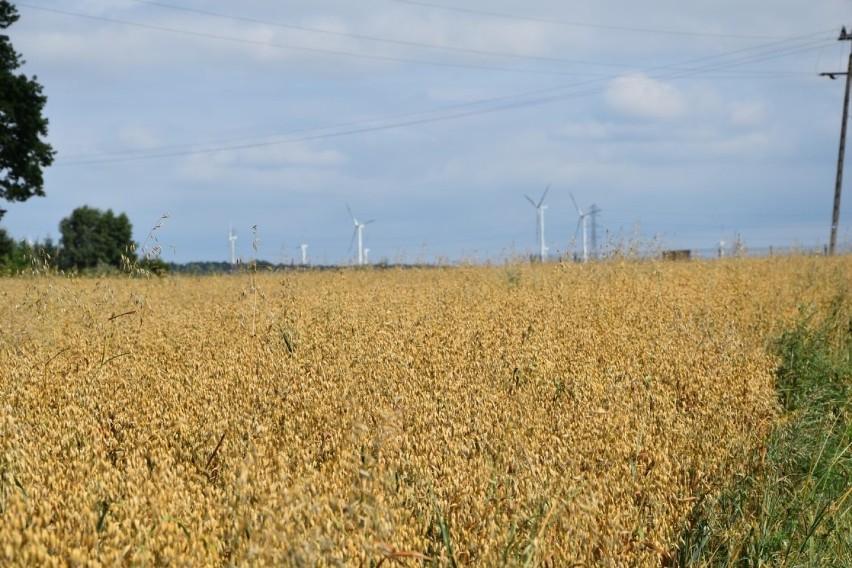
(676, 292, 852, 567)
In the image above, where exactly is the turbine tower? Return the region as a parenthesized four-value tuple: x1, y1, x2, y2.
(569, 192, 589, 262)
(346, 203, 374, 266)
(300, 243, 308, 265)
(228, 223, 237, 266)
(524, 183, 550, 262)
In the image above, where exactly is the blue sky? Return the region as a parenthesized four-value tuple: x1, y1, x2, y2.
(4, 0, 852, 264)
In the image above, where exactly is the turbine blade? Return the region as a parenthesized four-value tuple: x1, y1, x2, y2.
(524, 195, 537, 207)
(573, 217, 583, 242)
(348, 227, 358, 252)
(363, 219, 376, 225)
(538, 183, 550, 207)
(345, 203, 358, 225)
(569, 191, 581, 215)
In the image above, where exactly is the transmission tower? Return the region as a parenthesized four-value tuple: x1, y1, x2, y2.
(589, 205, 601, 260)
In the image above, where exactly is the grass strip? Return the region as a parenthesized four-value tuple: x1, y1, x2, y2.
(676, 292, 852, 567)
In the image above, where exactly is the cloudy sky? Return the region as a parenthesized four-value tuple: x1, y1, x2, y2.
(4, 0, 852, 264)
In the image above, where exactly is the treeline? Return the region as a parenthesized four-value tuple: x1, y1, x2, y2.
(0, 234, 446, 276)
(0, 248, 429, 276)
(0, 205, 137, 274)
(0, 235, 261, 275)
(0, 230, 163, 275)
(0, 233, 231, 275)
(0, 230, 59, 272)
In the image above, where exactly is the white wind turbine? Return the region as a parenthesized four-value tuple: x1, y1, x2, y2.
(300, 243, 308, 265)
(346, 203, 374, 266)
(525, 183, 550, 262)
(569, 192, 590, 262)
(228, 223, 237, 266)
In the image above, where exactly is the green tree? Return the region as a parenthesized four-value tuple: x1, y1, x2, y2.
(59, 206, 135, 271)
(0, 1, 55, 221)
(0, 224, 13, 264)
(0, 227, 15, 259)
(0, 230, 59, 272)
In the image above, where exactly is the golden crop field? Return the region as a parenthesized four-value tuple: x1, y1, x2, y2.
(1, 256, 849, 566)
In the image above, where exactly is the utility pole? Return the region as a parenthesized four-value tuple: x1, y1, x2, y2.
(820, 26, 852, 255)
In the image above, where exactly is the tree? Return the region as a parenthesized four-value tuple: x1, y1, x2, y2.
(0, 224, 12, 260)
(0, 1, 55, 221)
(59, 206, 135, 271)
(0, 229, 59, 272)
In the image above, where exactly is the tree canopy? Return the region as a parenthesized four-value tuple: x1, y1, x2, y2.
(0, 224, 13, 259)
(0, 1, 55, 221)
(59, 206, 135, 271)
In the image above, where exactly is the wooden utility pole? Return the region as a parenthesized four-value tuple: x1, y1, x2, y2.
(820, 26, 852, 255)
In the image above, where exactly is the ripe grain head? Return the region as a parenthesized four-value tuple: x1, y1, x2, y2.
(0, 255, 847, 565)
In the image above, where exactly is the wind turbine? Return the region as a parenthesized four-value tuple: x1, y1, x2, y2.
(524, 183, 550, 262)
(300, 243, 308, 265)
(569, 192, 589, 262)
(346, 203, 374, 266)
(228, 223, 237, 266)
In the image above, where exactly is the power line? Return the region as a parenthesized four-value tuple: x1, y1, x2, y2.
(391, 0, 809, 41)
(21, 0, 830, 77)
(25, 2, 831, 165)
(124, 0, 689, 68)
(19, 2, 829, 80)
(15, 3, 600, 78)
(55, 37, 831, 165)
(125, 0, 816, 73)
(57, 69, 812, 163)
(672, 38, 830, 74)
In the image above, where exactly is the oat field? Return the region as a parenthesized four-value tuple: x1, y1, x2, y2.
(1, 256, 848, 566)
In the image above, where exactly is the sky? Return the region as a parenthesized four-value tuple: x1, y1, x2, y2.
(3, 0, 852, 265)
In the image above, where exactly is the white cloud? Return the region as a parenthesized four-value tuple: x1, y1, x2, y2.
(5, 0, 846, 262)
(223, 143, 347, 168)
(176, 142, 347, 186)
(117, 126, 162, 150)
(727, 100, 767, 126)
(363, 8, 564, 57)
(605, 73, 686, 120)
(707, 131, 772, 156)
(425, 86, 504, 104)
(558, 120, 611, 140)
